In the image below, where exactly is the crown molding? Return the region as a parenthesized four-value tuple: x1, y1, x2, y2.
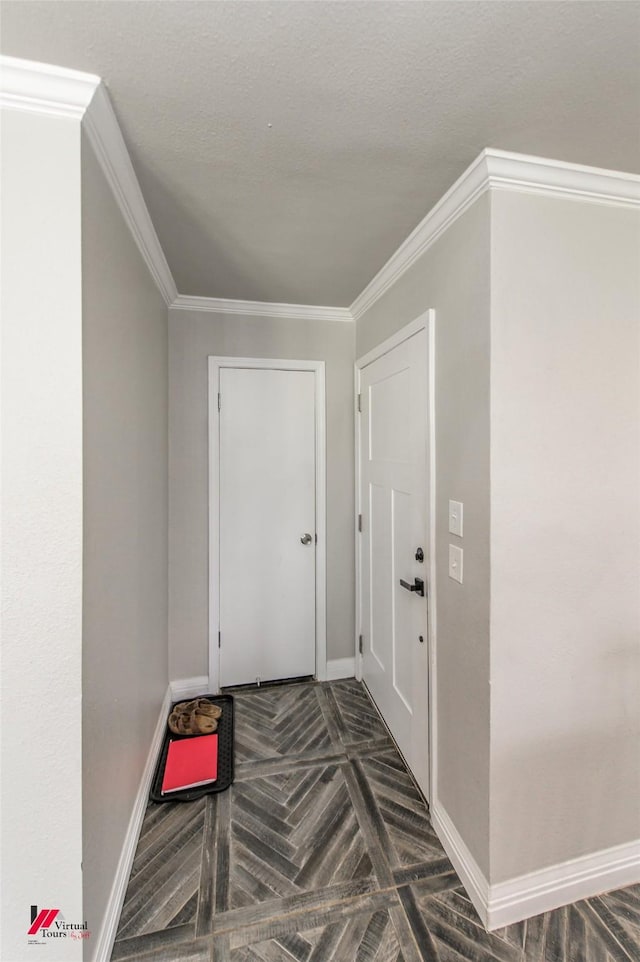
(83, 85, 177, 306)
(1, 56, 177, 306)
(5, 59, 637, 322)
(484, 147, 640, 207)
(170, 294, 353, 322)
(350, 148, 640, 322)
(0, 54, 99, 119)
(349, 151, 489, 321)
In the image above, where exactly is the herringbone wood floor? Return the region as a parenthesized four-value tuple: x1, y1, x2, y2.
(111, 680, 640, 961)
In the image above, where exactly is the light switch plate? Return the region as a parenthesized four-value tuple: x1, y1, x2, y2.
(449, 544, 463, 583)
(449, 500, 463, 537)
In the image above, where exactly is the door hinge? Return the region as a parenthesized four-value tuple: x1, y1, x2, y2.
(357, 393, 361, 413)
(218, 392, 221, 412)
(358, 634, 363, 655)
(218, 630, 221, 648)
(358, 513, 362, 533)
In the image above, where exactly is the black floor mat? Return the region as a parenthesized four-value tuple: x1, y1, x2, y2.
(150, 693, 234, 802)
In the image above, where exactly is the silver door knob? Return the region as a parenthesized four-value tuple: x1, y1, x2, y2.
(300, 533, 313, 545)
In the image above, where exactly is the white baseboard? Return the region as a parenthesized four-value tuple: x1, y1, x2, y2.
(487, 837, 640, 930)
(91, 686, 172, 962)
(326, 657, 356, 681)
(431, 798, 640, 930)
(170, 675, 210, 700)
(430, 799, 490, 926)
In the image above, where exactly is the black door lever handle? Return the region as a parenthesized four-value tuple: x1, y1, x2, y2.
(399, 577, 425, 597)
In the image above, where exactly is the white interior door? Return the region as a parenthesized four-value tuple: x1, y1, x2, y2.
(359, 328, 430, 797)
(218, 366, 317, 687)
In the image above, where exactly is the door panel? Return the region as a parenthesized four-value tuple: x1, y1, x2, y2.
(219, 367, 316, 687)
(370, 368, 411, 463)
(359, 329, 430, 797)
(370, 482, 391, 672)
(392, 487, 413, 710)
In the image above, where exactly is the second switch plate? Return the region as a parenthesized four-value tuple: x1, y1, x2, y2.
(448, 500, 463, 537)
(449, 544, 463, 583)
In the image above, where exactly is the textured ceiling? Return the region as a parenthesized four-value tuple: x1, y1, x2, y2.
(2, 1, 639, 305)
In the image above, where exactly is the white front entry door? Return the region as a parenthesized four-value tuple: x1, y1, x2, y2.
(359, 328, 430, 797)
(217, 366, 317, 687)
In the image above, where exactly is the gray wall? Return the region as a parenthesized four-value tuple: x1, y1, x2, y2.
(81, 133, 169, 951)
(356, 196, 492, 877)
(168, 311, 355, 680)
(489, 192, 640, 882)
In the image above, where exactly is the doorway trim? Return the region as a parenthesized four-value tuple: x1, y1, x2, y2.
(208, 356, 327, 693)
(354, 310, 437, 801)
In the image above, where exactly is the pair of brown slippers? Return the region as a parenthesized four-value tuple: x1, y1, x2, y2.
(168, 697, 222, 736)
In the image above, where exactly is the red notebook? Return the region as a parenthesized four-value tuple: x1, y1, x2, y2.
(161, 734, 218, 794)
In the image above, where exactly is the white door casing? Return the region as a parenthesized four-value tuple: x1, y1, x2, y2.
(209, 358, 327, 691)
(356, 312, 436, 801)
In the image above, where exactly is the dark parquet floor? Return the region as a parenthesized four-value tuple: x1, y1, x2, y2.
(111, 679, 640, 962)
